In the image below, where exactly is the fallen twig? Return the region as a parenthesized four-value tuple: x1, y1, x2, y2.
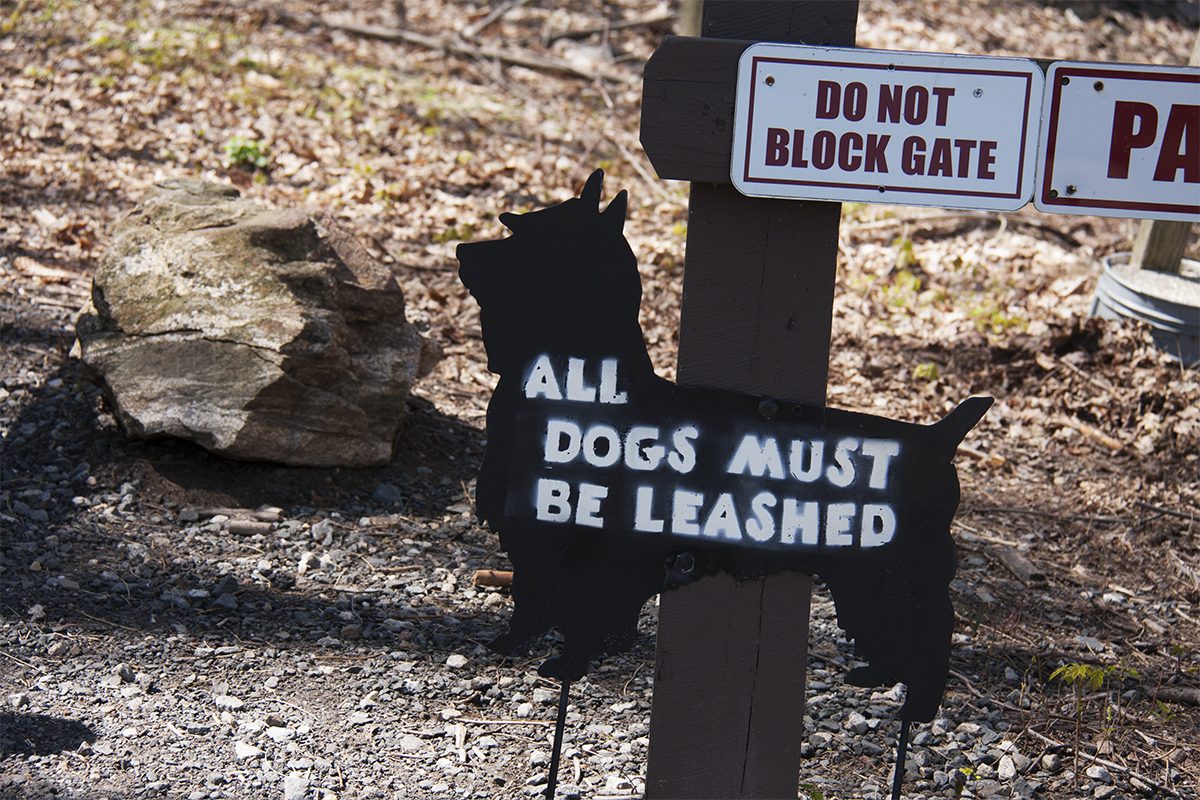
(472, 569, 513, 588)
(1155, 685, 1200, 707)
(1135, 500, 1198, 523)
(322, 17, 636, 85)
(0, 648, 37, 669)
(1055, 413, 1124, 452)
(543, 10, 674, 44)
(993, 545, 1047, 585)
(228, 520, 274, 536)
(188, 506, 282, 522)
(460, 0, 528, 41)
(962, 506, 1124, 525)
(1023, 728, 1181, 798)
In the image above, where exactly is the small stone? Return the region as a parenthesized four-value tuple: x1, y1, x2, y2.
(215, 694, 245, 711)
(844, 711, 869, 735)
(998, 754, 1018, 780)
(297, 551, 319, 575)
(214, 592, 238, 610)
(1041, 753, 1061, 772)
(266, 726, 295, 742)
(532, 688, 557, 704)
(371, 483, 404, 505)
(47, 640, 71, 657)
(1086, 764, 1112, 784)
(7, 693, 29, 708)
(445, 654, 468, 669)
(340, 624, 362, 640)
(530, 749, 550, 766)
(116, 664, 136, 683)
(400, 734, 424, 752)
(234, 740, 263, 760)
(516, 702, 534, 718)
(349, 711, 371, 725)
(283, 773, 308, 800)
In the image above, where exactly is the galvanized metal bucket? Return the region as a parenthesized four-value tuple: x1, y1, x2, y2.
(1091, 253, 1200, 367)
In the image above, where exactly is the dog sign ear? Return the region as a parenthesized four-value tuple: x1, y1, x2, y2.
(602, 190, 628, 231)
(580, 169, 605, 208)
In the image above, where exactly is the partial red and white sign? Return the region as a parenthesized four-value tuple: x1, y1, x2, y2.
(731, 44, 1043, 211)
(1035, 62, 1199, 222)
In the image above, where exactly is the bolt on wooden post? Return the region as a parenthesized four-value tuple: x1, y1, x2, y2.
(640, 2, 859, 797)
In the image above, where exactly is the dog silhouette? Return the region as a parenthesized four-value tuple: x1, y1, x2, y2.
(457, 171, 990, 721)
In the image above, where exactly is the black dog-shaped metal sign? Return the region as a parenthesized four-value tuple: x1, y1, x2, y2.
(458, 171, 990, 721)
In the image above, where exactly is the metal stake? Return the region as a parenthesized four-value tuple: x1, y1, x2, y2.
(544, 680, 571, 800)
(890, 718, 912, 800)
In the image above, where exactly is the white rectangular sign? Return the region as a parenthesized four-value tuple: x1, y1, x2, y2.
(1035, 62, 1200, 222)
(731, 44, 1044, 211)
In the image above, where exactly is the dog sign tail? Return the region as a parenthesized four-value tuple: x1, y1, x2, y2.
(934, 395, 994, 453)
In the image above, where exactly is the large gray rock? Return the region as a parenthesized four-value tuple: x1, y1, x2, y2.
(76, 180, 440, 466)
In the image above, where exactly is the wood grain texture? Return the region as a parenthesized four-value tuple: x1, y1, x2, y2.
(645, 2, 858, 797)
(641, 36, 747, 183)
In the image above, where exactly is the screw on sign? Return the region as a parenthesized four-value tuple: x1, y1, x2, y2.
(457, 170, 991, 798)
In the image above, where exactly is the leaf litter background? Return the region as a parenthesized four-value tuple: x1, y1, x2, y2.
(0, 1, 1198, 799)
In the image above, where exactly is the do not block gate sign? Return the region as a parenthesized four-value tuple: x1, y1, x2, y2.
(731, 44, 1043, 211)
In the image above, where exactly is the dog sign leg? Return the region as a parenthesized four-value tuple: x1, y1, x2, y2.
(890, 718, 912, 800)
(544, 680, 571, 800)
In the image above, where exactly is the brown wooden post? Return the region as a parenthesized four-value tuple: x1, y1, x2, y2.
(642, 2, 859, 797)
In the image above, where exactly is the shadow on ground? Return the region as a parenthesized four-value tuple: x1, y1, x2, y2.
(0, 352, 535, 671)
(0, 713, 95, 758)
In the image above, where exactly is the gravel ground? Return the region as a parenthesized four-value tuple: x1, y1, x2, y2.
(1, 313, 1192, 800)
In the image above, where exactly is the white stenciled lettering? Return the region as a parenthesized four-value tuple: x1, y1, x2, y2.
(668, 425, 699, 474)
(727, 434, 785, 479)
(543, 419, 581, 463)
(598, 358, 628, 404)
(625, 426, 664, 471)
(582, 424, 621, 468)
(702, 493, 742, 540)
(535, 479, 571, 523)
(860, 439, 901, 490)
(780, 499, 820, 545)
(672, 490, 704, 536)
(575, 483, 608, 527)
(745, 491, 777, 542)
(565, 357, 596, 402)
(861, 503, 896, 547)
(789, 440, 825, 482)
(825, 438, 859, 488)
(634, 486, 664, 533)
(825, 502, 856, 546)
(524, 354, 562, 400)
